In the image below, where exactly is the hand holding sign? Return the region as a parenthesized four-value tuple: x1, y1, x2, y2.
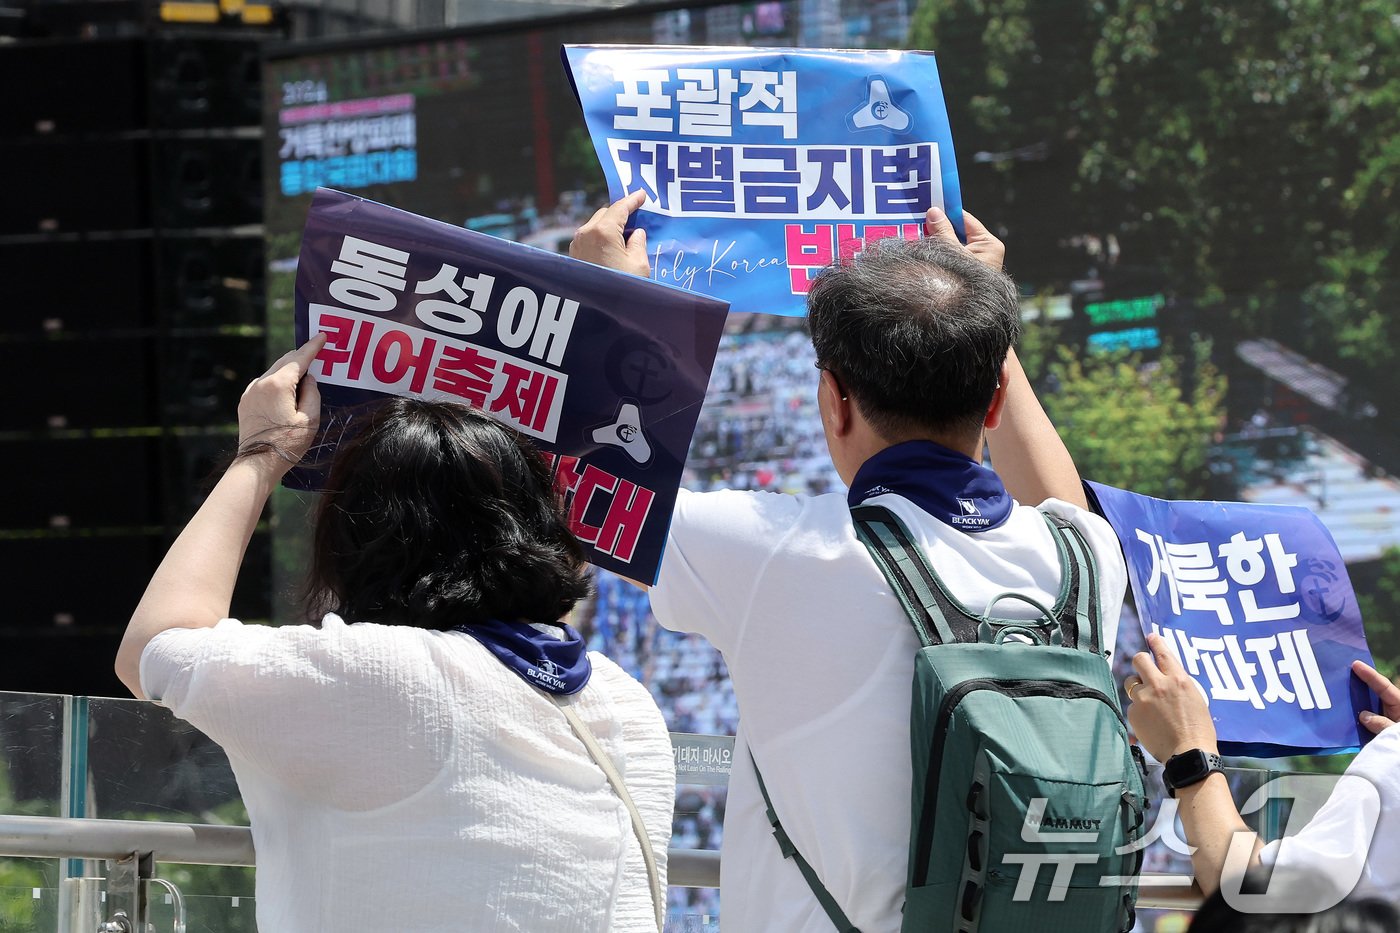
(922, 206, 1004, 272)
(563, 46, 966, 316)
(1088, 480, 1379, 756)
(292, 188, 728, 583)
(1126, 632, 1221, 762)
(570, 190, 651, 278)
(1353, 660, 1400, 734)
(237, 332, 326, 477)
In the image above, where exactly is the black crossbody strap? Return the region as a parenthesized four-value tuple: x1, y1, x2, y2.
(752, 755, 863, 933)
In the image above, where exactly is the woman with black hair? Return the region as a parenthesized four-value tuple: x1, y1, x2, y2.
(115, 334, 675, 932)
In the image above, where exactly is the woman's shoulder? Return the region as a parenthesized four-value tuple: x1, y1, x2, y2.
(584, 654, 667, 726)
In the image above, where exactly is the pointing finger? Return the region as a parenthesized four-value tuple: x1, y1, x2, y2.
(1353, 660, 1400, 717)
(1145, 631, 1185, 678)
(287, 331, 328, 379)
(1130, 650, 1163, 686)
(605, 189, 647, 228)
(1351, 660, 1396, 697)
(263, 332, 327, 380)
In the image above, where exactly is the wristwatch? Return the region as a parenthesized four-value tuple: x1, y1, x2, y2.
(1162, 749, 1225, 797)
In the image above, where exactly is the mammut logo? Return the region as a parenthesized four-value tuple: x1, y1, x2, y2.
(1027, 815, 1103, 832)
(1020, 799, 1104, 843)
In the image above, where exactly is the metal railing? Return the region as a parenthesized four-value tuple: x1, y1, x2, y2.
(0, 812, 1199, 930)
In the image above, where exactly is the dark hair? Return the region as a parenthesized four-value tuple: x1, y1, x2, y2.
(806, 236, 1021, 440)
(305, 398, 590, 630)
(1190, 869, 1400, 932)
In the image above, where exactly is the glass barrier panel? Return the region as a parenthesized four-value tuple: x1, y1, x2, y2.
(664, 912, 720, 932)
(167, 892, 257, 933)
(0, 886, 58, 933)
(148, 873, 257, 933)
(0, 692, 68, 932)
(83, 697, 244, 825)
(0, 692, 66, 818)
(669, 736, 727, 923)
(4, 681, 1354, 933)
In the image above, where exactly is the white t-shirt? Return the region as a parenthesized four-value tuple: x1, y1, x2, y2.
(140, 614, 675, 933)
(648, 488, 1127, 933)
(1261, 722, 1400, 904)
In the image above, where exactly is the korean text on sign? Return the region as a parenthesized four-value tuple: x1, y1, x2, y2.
(1086, 479, 1378, 756)
(308, 233, 580, 442)
(311, 306, 566, 442)
(565, 46, 965, 317)
(294, 187, 729, 584)
(606, 141, 941, 221)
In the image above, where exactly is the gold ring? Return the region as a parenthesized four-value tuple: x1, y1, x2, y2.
(1126, 680, 1140, 701)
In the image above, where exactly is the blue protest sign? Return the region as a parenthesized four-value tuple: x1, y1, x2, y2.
(1086, 481, 1380, 757)
(563, 45, 965, 317)
(291, 187, 729, 584)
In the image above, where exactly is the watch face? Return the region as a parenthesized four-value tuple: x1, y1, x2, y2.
(1165, 750, 1210, 788)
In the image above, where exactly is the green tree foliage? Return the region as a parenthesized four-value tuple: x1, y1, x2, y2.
(1040, 342, 1226, 498)
(909, 0, 1400, 395)
(1355, 546, 1400, 676)
(908, 0, 1103, 284)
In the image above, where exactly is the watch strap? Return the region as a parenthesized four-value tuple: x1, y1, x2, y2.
(1164, 750, 1224, 797)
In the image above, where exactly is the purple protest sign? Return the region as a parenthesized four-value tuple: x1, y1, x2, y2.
(1086, 481, 1380, 757)
(290, 187, 729, 584)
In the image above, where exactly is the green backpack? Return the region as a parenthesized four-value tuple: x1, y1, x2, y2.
(754, 504, 1147, 933)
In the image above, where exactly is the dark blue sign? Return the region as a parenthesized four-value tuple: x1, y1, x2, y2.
(291, 188, 729, 584)
(1087, 482, 1380, 757)
(564, 45, 964, 317)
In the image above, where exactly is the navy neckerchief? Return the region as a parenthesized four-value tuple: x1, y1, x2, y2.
(456, 619, 591, 695)
(848, 439, 1012, 533)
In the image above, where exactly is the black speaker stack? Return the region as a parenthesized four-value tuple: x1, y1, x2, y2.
(0, 31, 276, 694)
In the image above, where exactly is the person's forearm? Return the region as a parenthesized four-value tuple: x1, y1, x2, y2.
(1176, 772, 1263, 897)
(985, 349, 1087, 508)
(115, 457, 279, 698)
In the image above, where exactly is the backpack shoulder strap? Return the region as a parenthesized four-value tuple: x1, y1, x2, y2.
(752, 755, 863, 933)
(1040, 512, 1103, 656)
(850, 504, 974, 647)
(855, 504, 1103, 652)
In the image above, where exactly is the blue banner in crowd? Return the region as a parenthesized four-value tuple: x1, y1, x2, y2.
(563, 45, 965, 317)
(1087, 481, 1380, 757)
(291, 187, 729, 583)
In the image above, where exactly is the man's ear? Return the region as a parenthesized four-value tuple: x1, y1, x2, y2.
(983, 361, 1010, 431)
(819, 370, 853, 437)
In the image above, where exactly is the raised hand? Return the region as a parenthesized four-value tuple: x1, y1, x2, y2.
(569, 190, 651, 278)
(1124, 632, 1220, 761)
(1353, 660, 1400, 734)
(237, 332, 326, 474)
(923, 205, 1005, 272)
